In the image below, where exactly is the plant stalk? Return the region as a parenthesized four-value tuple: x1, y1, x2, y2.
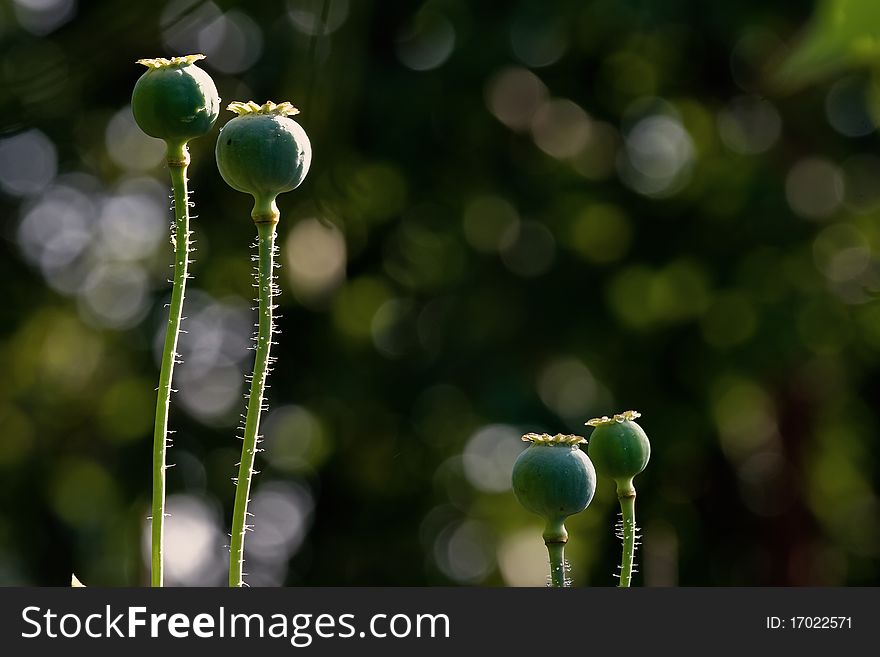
(229, 220, 277, 587)
(543, 517, 568, 588)
(547, 542, 566, 587)
(151, 149, 191, 587)
(617, 484, 637, 588)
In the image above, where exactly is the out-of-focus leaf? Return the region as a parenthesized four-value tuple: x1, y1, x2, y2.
(776, 0, 880, 89)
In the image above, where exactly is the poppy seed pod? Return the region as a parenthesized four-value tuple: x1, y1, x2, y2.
(586, 410, 650, 491)
(512, 433, 595, 586)
(215, 101, 312, 224)
(131, 54, 220, 164)
(512, 433, 596, 539)
(586, 410, 650, 587)
(131, 54, 219, 587)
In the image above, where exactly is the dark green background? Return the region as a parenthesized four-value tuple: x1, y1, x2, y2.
(0, 0, 877, 586)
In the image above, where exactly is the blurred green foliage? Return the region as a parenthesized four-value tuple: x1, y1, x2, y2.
(777, 0, 880, 88)
(0, 0, 878, 586)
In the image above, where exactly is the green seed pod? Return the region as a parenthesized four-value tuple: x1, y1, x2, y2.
(586, 410, 650, 493)
(131, 54, 220, 164)
(215, 100, 312, 224)
(512, 433, 595, 587)
(512, 433, 596, 540)
(587, 410, 650, 587)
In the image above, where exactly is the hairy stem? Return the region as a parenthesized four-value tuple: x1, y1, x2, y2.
(617, 484, 637, 588)
(151, 153, 191, 588)
(547, 542, 566, 588)
(229, 220, 277, 587)
(543, 517, 568, 588)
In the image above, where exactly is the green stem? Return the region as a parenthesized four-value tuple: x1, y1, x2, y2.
(229, 220, 277, 587)
(150, 152, 191, 588)
(617, 482, 637, 588)
(543, 517, 568, 588)
(547, 542, 566, 587)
